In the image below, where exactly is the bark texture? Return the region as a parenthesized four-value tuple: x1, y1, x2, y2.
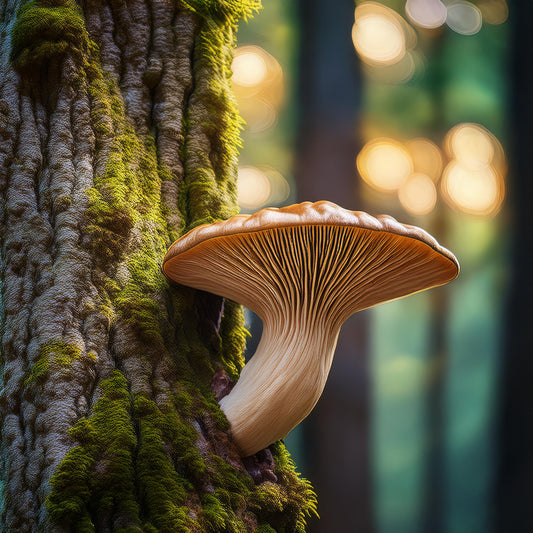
(0, 0, 316, 531)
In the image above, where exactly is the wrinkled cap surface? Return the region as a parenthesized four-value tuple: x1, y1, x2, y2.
(163, 201, 459, 323)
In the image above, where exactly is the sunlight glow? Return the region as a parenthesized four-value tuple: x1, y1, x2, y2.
(352, 3, 410, 66)
(441, 162, 503, 216)
(238, 166, 290, 209)
(405, 0, 447, 29)
(364, 51, 418, 84)
(398, 173, 437, 215)
(359, 128, 506, 218)
(448, 124, 494, 170)
(446, 1, 483, 35)
(262, 167, 291, 205)
(357, 139, 413, 192)
(478, 0, 508, 24)
(232, 46, 284, 134)
(442, 124, 506, 216)
(238, 167, 272, 209)
(238, 98, 277, 133)
(232, 47, 268, 87)
(405, 138, 443, 181)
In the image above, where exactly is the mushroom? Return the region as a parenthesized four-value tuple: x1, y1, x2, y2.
(163, 201, 459, 456)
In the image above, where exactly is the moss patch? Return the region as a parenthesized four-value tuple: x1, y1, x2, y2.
(47, 371, 139, 530)
(25, 340, 84, 385)
(180, 12, 245, 231)
(265, 443, 318, 532)
(10, 0, 90, 74)
(82, 63, 177, 353)
(48, 371, 315, 531)
(181, 0, 261, 25)
(218, 300, 248, 382)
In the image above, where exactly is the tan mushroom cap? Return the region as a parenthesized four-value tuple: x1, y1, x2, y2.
(162, 200, 459, 323)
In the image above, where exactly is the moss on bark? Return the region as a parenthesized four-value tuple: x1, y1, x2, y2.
(10, 0, 90, 73)
(6, 0, 317, 530)
(24, 340, 85, 385)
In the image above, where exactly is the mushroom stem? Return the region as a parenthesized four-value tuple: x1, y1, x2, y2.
(220, 315, 341, 457)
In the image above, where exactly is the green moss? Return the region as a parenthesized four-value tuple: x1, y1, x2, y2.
(84, 188, 134, 267)
(200, 455, 253, 531)
(25, 340, 83, 384)
(47, 371, 208, 531)
(181, 0, 260, 25)
(48, 369, 317, 531)
(84, 72, 175, 351)
(267, 442, 318, 531)
(133, 395, 201, 532)
(88, 75, 116, 137)
(180, 15, 244, 231)
(54, 194, 72, 212)
(256, 526, 276, 533)
(10, 0, 90, 73)
(219, 299, 248, 381)
(47, 371, 139, 529)
(196, 443, 317, 532)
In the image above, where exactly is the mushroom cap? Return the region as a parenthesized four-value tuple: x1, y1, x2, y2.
(163, 201, 458, 323)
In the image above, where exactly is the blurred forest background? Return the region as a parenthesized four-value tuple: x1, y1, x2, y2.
(231, 0, 532, 532)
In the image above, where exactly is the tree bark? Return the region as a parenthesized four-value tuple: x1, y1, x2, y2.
(0, 0, 316, 531)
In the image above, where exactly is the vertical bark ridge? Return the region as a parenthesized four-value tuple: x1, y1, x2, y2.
(1, 0, 317, 531)
(182, 18, 241, 230)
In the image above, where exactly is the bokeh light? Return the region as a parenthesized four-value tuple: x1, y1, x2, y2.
(232, 46, 283, 97)
(352, 15, 404, 65)
(445, 123, 504, 169)
(441, 162, 504, 216)
(232, 46, 284, 134)
(237, 98, 277, 133)
(405, 138, 443, 181)
(359, 128, 506, 218)
(357, 138, 413, 192)
(448, 123, 494, 170)
(232, 47, 268, 87)
(478, 0, 509, 25)
(352, 3, 410, 66)
(237, 166, 272, 209)
(405, 0, 447, 29)
(232, 45, 284, 109)
(262, 167, 291, 205)
(398, 173, 437, 215)
(446, 1, 483, 35)
(490, 134, 508, 176)
(441, 123, 506, 216)
(237, 166, 291, 209)
(363, 51, 419, 85)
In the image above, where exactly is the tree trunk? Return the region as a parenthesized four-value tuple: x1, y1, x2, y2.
(494, 0, 533, 530)
(295, 1, 373, 532)
(0, 0, 316, 531)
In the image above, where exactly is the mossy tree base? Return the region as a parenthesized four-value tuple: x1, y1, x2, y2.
(0, 0, 316, 531)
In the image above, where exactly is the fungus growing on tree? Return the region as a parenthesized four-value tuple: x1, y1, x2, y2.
(163, 201, 459, 456)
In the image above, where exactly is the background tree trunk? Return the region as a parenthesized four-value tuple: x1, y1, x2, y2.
(494, 0, 533, 530)
(295, 1, 373, 532)
(0, 0, 316, 531)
